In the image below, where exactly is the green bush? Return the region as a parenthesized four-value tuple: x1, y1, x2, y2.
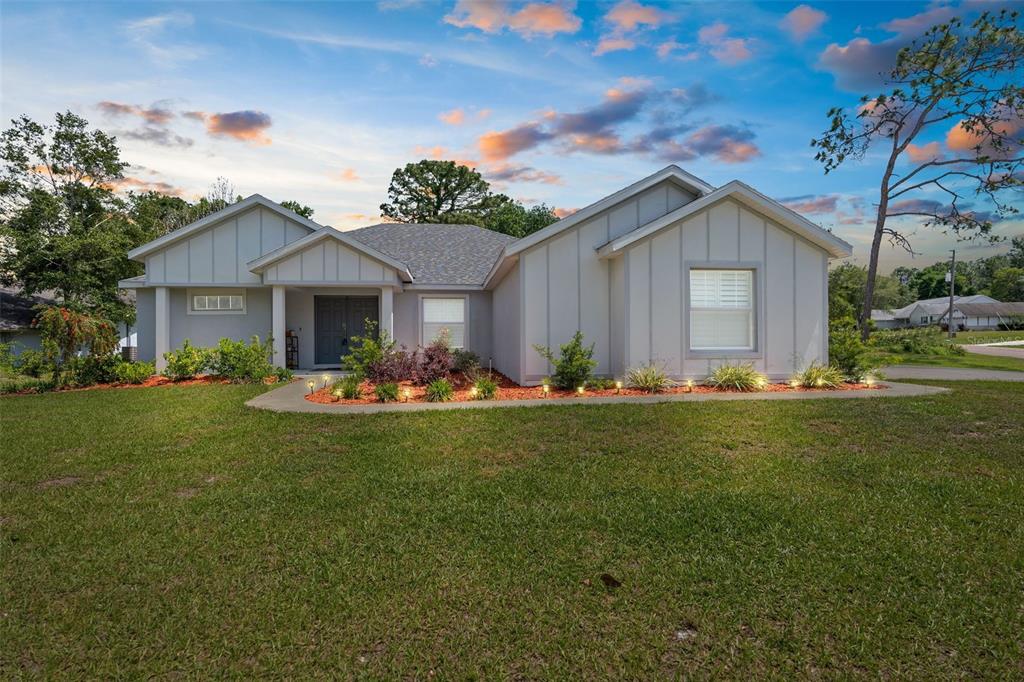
(452, 348, 481, 375)
(871, 328, 964, 356)
(585, 377, 617, 390)
(0, 342, 14, 374)
(0, 376, 54, 394)
(706, 363, 767, 392)
(425, 378, 454, 402)
(334, 374, 362, 400)
(626, 364, 673, 393)
(829, 317, 879, 381)
(15, 349, 49, 378)
(209, 336, 274, 383)
(374, 382, 399, 403)
(114, 360, 155, 384)
(274, 366, 293, 383)
(473, 375, 498, 400)
(533, 331, 597, 390)
(163, 339, 211, 381)
(66, 354, 120, 386)
(798, 362, 845, 388)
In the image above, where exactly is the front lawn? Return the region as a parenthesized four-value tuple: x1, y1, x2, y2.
(3, 383, 1024, 677)
(953, 329, 1024, 344)
(889, 350, 1024, 372)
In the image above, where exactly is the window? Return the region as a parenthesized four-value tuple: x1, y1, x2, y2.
(422, 297, 466, 348)
(689, 269, 754, 351)
(191, 292, 244, 313)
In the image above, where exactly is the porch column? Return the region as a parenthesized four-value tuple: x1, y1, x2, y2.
(154, 286, 170, 372)
(272, 285, 286, 368)
(380, 286, 394, 340)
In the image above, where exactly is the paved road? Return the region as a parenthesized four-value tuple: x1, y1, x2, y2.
(962, 344, 1024, 359)
(884, 365, 1024, 381)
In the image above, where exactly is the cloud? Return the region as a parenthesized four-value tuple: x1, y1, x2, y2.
(697, 22, 753, 64)
(419, 53, 439, 67)
(880, 6, 956, 37)
(476, 79, 753, 164)
(444, 1, 581, 38)
(412, 144, 479, 167)
(605, 0, 670, 32)
(105, 173, 184, 196)
(656, 39, 698, 60)
(945, 114, 1024, 157)
(779, 194, 839, 214)
(817, 37, 902, 91)
(779, 5, 827, 42)
(905, 141, 944, 163)
(97, 100, 174, 125)
(377, 0, 425, 9)
(119, 127, 194, 148)
(485, 162, 563, 184)
(553, 207, 577, 218)
(438, 107, 491, 125)
(332, 168, 361, 182)
(123, 11, 205, 66)
(593, 36, 636, 55)
(186, 110, 273, 144)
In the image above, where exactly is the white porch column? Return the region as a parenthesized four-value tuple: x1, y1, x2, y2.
(272, 285, 286, 368)
(154, 286, 170, 371)
(380, 286, 394, 340)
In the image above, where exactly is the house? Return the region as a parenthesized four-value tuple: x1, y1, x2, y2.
(0, 286, 50, 355)
(872, 295, 1024, 330)
(122, 166, 853, 384)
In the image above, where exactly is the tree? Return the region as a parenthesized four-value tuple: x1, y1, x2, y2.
(280, 200, 313, 219)
(0, 111, 148, 323)
(380, 160, 507, 224)
(990, 267, 1024, 300)
(1009, 235, 1024, 268)
(828, 262, 913, 321)
(481, 200, 558, 238)
(812, 10, 1024, 338)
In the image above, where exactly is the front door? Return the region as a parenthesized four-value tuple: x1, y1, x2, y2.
(314, 295, 379, 365)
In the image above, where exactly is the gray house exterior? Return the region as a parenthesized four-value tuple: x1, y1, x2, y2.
(123, 166, 852, 384)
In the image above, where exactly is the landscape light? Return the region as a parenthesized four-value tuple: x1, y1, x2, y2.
(470, 386, 478, 398)
(403, 388, 411, 402)
(306, 379, 315, 394)
(685, 379, 694, 392)
(576, 385, 585, 395)
(865, 376, 876, 387)
(789, 378, 800, 389)
(322, 374, 331, 388)
(615, 380, 622, 394)
(331, 388, 341, 402)
(542, 384, 550, 396)
(815, 378, 824, 387)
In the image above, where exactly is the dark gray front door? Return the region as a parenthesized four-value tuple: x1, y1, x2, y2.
(314, 296, 379, 365)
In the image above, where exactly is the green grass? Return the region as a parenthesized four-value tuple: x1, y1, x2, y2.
(887, 351, 1024, 373)
(3, 383, 1024, 677)
(953, 329, 1024, 345)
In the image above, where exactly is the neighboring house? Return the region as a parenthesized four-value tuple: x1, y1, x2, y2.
(0, 286, 51, 355)
(122, 166, 853, 384)
(872, 295, 1024, 330)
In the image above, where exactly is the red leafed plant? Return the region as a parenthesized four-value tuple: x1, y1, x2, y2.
(34, 306, 118, 384)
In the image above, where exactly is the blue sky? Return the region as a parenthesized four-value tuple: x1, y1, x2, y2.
(2, 0, 1021, 271)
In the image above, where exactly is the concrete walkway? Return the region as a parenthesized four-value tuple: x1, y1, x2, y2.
(246, 379, 947, 414)
(883, 365, 1024, 382)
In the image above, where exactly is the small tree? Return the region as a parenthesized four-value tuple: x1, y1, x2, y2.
(812, 10, 1024, 338)
(533, 331, 597, 390)
(34, 306, 118, 384)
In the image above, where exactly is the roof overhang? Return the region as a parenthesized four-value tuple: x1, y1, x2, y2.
(246, 227, 415, 283)
(595, 181, 853, 260)
(127, 194, 321, 263)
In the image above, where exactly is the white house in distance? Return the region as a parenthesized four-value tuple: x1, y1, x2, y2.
(121, 166, 853, 385)
(872, 295, 1024, 330)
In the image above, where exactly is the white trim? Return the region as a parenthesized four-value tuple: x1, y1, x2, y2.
(247, 227, 414, 282)
(186, 288, 247, 315)
(597, 181, 853, 260)
(128, 194, 319, 261)
(418, 294, 468, 349)
(405, 283, 484, 291)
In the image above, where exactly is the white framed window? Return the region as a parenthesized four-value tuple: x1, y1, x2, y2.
(689, 269, 754, 351)
(188, 289, 246, 315)
(421, 296, 466, 349)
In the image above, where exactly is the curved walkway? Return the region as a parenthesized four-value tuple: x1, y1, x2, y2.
(247, 380, 947, 414)
(884, 365, 1024, 382)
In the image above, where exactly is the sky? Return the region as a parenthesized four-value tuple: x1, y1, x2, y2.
(1, 0, 1022, 272)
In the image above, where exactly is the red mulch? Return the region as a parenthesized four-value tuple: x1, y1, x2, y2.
(305, 374, 884, 405)
(3, 374, 283, 396)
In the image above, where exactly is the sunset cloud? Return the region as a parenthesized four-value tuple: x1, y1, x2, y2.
(880, 5, 956, 37)
(593, 36, 635, 56)
(332, 168, 361, 182)
(412, 144, 479, 168)
(945, 115, 1024, 158)
(445, 0, 581, 38)
(779, 193, 838, 214)
(698, 22, 753, 64)
(779, 5, 827, 42)
(683, 124, 761, 163)
(98, 100, 174, 125)
(438, 107, 491, 125)
(553, 207, 577, 219)
(605, 0, 670, 32)
(186, 110, 273, 144)
(486, 162, 563, 184)
(656, 39, 698, 61)
(905, 141, 944, 163)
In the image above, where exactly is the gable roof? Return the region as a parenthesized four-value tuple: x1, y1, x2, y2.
(346, 223, 515, 286)
(247, 227, 415, 282)
(886, 295, 999, 319)
(0, 287, 57, 331)
(503, 165, 714, 258)
(595, 180, 853, 259)
(127, 194, 319, 262)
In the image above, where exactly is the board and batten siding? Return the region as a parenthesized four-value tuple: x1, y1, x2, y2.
(144, 207, 311, 285)
(261, 239, 400, 285)
(621, 198, 828, 378)
(517, 178, 696, 383)
(490, 263, 521, 382)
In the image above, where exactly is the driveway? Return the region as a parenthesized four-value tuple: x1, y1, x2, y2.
(961, 344, 1024, 359)
(884, 365, 1024, 382)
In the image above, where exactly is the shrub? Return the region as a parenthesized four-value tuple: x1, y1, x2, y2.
(66, 353, 120, 386)
(425, 378, 454, 402)
(368, 347, 415, 384)
(829, 317, 879, 381)
(706, 363, 767, 392)
(15, 348, 48, 377)
(415, 332, 453, 385)
(274, 366, 293, 383)
(0, 342, 14, 374)
(209, 336, 274, 383)
(452, 348, 481, 375)
(334, 374, 362, 399)
(533, 331, 597, 390)
(473, 375, 498, 400)
(344, 321, 415, 383)
(163, 339, 211, 381)
(870, 328, 964, 356)
(35, 306, 118, 384)
(626, 364, 673, 393)
(798, 362, 845, 388)
(0, 376, 54, 394)
(374, 382, 399, 403)
(114, 360, 155, 384)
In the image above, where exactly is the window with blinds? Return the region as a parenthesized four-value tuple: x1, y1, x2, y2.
(689, 269, 754, 351)
(422, 297, 466, 348)
(192, 294, 244, 312)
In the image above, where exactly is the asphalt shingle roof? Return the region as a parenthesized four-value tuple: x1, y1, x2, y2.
(346, 223, 515, 286)
(0, 287, 56, 331)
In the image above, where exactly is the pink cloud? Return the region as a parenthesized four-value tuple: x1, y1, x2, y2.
(779, 5, 827, 42)
(97, 100, 174, 125)
(412, 144, 479, 168)
(439, 108, 466, 125)
(880, 6, 956, 37)
(905, 141, 944, 163)
(478, 122, 552, 162)
(187, 110, 273, 145)
(656, 39, 697, 60)
(486, 162, 563, 184)
(779, 194, 838, 215)
(593, 36, 636, 55)
(333, 168, 360, 182)
(605, 0, 670, 32)
(698, 22, 753, 64)
(445, 0, 581, 38)
(553, 207, 577, 219)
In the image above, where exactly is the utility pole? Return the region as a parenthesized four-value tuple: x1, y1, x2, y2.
(947, 249, 956, 339)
